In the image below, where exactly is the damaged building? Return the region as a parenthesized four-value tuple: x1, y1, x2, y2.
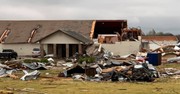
(0, 21, 93, 58)
(141, 36, 178, 51)
(0, 20, 142, 58)
(90, 20, 142, 56)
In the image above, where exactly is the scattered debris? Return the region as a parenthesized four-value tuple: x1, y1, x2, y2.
(167, 57, 180, 63)
(174, 43, 180, 51)
(72, 74, 86, 80)
(0, 68, 18, 79)
(1, 41, 180, 83)
(58, 52, 159, 82)
(44, 54, 54, 58)
(164, 68, 180, 76)
(58, 64, 85, 77)
(21, 70, 41, 81)
(158, 68, 180, 79)
(47, 58, 55, 66)
(6, 87, 45, 94)
(22, 62, 47, 70)
(62, 63, 74, 68)
(171, 75, 180, 79)
(0, 90, 13, 94)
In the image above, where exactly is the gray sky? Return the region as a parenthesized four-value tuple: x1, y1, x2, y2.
(0, 0, 180, 34)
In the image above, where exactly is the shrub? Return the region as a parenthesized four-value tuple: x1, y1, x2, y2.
(78, 56, 95, 64)
(23, 59, 40, 63)
(40, 58, 49, 63)
(23, 58, 48, 63)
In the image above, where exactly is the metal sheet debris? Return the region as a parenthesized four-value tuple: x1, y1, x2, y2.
(21, 70, 40, 81)
(22, 62, 47, 70)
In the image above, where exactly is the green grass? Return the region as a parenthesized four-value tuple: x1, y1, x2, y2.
(157, 63, 180, 69)
(0, 63, 180, 94)
(1, 77, 180, 94)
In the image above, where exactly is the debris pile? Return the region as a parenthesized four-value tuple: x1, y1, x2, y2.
(58, 45, 159, 82)
(59, 61, 159, 82)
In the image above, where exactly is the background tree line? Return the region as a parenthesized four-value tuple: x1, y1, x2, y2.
(145, 29, 174, 36)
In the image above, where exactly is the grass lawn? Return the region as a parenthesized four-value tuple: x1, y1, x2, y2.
(0, 63, 180, 94)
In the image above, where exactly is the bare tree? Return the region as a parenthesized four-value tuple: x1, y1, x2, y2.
(146, 29, 173, 36)
(146, 29, 156, 36)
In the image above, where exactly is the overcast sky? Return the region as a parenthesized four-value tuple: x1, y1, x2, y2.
(0, 0, 180, 34)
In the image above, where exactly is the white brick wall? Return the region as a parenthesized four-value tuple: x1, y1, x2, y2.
(1, 44, 40, 56)
(101, 41, 141, 56)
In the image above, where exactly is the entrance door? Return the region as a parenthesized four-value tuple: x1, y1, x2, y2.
(57, 44, 66, 58)
(69, 44, 78, 57)
(47, 44, 53, 54)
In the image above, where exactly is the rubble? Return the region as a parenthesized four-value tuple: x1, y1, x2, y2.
(1, 42, 180, 83)
(0, 68, 18, 78)
(58, 64, 85, 77)
(2, 60, 22, 69)
(56, 42, 163, 82)
(58, 49, 159, 82)
(0, 63, 12, 69)
(0, 63, 18, 79)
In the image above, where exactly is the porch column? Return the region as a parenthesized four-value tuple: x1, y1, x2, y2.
(40, 44, 45, 58)
(78, 44, 83, 55)
(66, 44, 69, 58)
(53, 44, 57, 58)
